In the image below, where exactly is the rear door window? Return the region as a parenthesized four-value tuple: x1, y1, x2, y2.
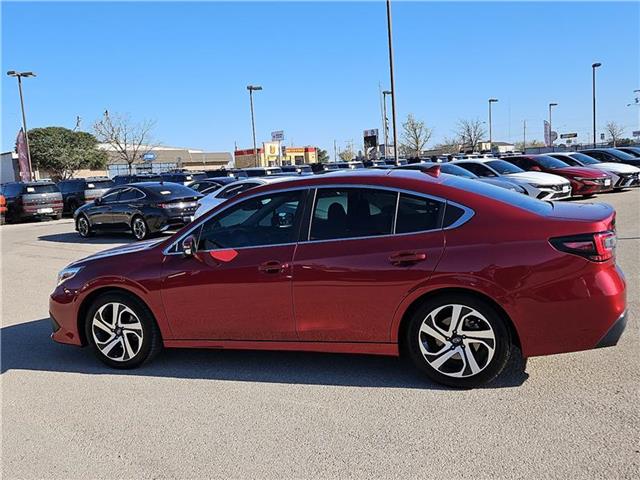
(309, 188, 397, 241)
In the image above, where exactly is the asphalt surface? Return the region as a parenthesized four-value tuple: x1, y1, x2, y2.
(1, 189, 638, 479)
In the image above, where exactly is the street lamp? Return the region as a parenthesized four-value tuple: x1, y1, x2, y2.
(382, 90, 392, 157)
(246, 84, 262, 167)
(7, 70, 36, 180)
(627, 89, 640, 131)
(592, 62, 601, 147)
(385, 0, 399, 164)
(548, 102, 558, 146)
(488, 98, 498, 146)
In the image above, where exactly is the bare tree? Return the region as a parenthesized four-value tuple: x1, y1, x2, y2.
(455, 119, 486, 152)
(338, 145, 354, 162)
(93, 111, 157, 173)
(605, 121, 625, 147)
(434, 136, 461, 155)
(399, 113, 432, 157)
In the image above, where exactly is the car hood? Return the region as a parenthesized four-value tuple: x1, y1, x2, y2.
(502, 171, 569, 185)
(70, 238, 164, 266)
(552, 166, 609, 178)
(591, 162, 640, 174)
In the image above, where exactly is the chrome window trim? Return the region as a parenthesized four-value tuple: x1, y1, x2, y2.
(163, 183, 474, 256)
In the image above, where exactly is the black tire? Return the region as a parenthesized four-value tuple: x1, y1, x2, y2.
(84, 292, 162, 369)
(68, 200, 79, 215)
(131, 215, 149, 240)
(404, 293, 512, 388)
(76, 214, 94, 238)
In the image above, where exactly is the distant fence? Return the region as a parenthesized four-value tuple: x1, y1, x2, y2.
(524, 142, 639, 154)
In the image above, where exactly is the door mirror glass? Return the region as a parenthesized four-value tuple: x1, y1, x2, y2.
(94, 197, 102, 205)
(182, 235, 197, 257)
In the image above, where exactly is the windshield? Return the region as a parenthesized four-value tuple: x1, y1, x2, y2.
(568, 153, 600, 165)
(440, 164, 477, 179)
(606, 149, 637, 161)
(535, 155, 570, 169)
(486, 160, 525, 174)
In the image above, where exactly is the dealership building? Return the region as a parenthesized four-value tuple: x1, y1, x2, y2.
(234, 142, 317, 168)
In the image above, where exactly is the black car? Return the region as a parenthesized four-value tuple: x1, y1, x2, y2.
(57, 177, 115, 214)
(186, 177, 237, 195)
(396, 162, 528, 194)
(311, 162, 349, 173)
(579, 148, 640, 167)
(113, 173, 162, 185)
(616, 147, 640, 158)
(160, 171, 207, 185)
(0, 181, 63, 222)
(204, 168, 246, 179)
(74, 182, 202, 240)
(241, 167, 283, 177)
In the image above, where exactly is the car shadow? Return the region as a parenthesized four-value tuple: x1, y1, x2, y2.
(1, 319, 529, 390)
(37, 232, 173, 245)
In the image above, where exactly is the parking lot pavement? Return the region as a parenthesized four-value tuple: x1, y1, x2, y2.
(1, 190, 638, 479)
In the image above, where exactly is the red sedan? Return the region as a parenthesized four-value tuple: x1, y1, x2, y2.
(504, 154, 613, 197)
(50, 169, 627, 388)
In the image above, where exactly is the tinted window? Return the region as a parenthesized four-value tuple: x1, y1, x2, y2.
(146, 184, 198, 198)
(101, 189, 122, 203)
(86, 180, 114, 189)
(217, 182, 259, 199)
(485, 160, 524, 174)
(606, 149, 636, 161)
(24, 184, 59, 194)
(396, 194, 444, 233)
(458, 163, 494, 177)
(119, 188, 144, 201)
(534, 155, 570, 169)
(198, 190, 304, 250)
(443, 204, 466, 228)
(567, 153, 600, 165)
(439, 164, 477, 179)
(309, 188, 397, 241)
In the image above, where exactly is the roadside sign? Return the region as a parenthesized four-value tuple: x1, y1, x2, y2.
(560, 133, 578, 139)
(600, 133, 605, 140)
(633, 130, 640, 137)
(550, 131, 558, 142)
(363, 129, 378, 149)
(271, 130, 284, 142)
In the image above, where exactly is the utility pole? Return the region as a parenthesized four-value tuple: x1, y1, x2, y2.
(247, 85, 262, 167)
(523, 120, 527, 153)
(385, 0, 399, 164)
(592, 63, 601, 148)
(7, 70, 36, 180)
(333, 139, 337, 162)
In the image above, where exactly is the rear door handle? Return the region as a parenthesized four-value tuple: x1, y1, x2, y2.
(389, 251, 427, 266)
(259, 260, 285, 274)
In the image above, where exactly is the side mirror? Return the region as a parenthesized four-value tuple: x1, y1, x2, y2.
(182, 235, 197, 257)
(94, 197, 102, 205)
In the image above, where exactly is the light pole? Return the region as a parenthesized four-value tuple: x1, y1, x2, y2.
(385, 0, 399, 164)
(488, 98, 498, 146)
(592, 62, 601, 148)
(7, 70, 36, 180)
(382, 90, 392, 157)
(548, 102, 558, 147)
(627, 89, 640, 131)
(246, 84, 262, 167)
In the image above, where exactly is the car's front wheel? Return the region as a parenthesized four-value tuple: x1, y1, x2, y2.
(85, 292, 162, 369)
(405, 294, 512, 388)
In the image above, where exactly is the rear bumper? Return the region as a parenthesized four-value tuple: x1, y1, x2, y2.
(595, 310, 627, 348)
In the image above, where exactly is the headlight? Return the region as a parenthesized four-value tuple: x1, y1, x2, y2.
(57, 266, 83, 287)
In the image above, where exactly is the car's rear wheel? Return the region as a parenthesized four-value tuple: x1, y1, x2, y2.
(76, 215, 93, 237)
(405, 294, 511, 388)
(85, 292, 162, 369)
(131, 215, 149, 240)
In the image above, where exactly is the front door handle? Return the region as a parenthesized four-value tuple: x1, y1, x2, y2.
(389, 251, 427, 266)
(259, 260, 284, 274)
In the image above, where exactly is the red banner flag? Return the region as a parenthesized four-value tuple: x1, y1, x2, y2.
(16, 128, 31, 181)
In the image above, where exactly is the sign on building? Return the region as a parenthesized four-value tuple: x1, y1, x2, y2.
(271, 130, 284, 142)
(560, 133, 578, 139)
(142, 152, 157, 162)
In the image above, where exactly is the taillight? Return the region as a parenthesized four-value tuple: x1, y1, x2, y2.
(550, 231, 616, 262)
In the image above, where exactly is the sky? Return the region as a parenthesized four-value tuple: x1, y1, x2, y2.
(2, 1, 639, 157)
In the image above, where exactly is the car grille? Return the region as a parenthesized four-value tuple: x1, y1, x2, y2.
(616, 172, 640, 187)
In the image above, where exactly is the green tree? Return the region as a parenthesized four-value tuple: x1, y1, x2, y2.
(317, 148, 329, 163)
(28, 127, 108, 180)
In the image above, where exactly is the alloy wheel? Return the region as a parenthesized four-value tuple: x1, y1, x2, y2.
(418, 304, 496, 378)
(132, 218, 146, 239)
(91, 302, 144, 362)
(77, 217, 89, 237)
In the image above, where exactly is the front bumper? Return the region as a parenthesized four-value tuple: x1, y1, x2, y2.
(595, 310, 627, 348)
